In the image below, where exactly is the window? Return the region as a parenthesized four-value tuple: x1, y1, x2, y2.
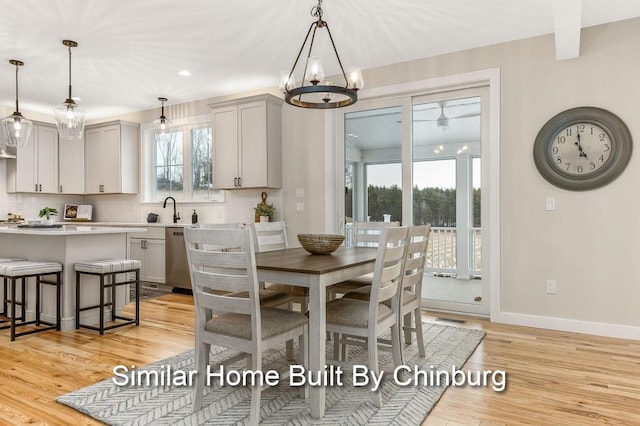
(143, 115, 223, 203)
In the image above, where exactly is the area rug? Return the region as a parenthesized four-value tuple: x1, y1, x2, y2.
(57, 323, 485, 425)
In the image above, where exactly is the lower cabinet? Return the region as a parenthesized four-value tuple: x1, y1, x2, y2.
(129, 236, 165, 284)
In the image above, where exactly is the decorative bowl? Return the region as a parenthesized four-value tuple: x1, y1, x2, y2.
(297, 233, 345, 255)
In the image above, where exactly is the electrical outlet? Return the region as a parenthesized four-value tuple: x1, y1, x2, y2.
(546, 279, 557, 294)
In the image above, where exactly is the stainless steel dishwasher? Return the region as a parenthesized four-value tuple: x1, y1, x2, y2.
(165, 227, 192, 292)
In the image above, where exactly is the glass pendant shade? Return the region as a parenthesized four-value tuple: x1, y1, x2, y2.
(318, 80, 335, 103)
(54, 101, 87, 140)
(55, 40, 86, 140)
(305, 56, 324, 85)
(347, 66, 364, 90)
(279, 70, 296, 92)
(154, 97, 171, 134)
(2, 60, 32, 148)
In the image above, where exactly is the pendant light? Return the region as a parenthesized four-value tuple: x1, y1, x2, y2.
(153, 97, 171, 133)
(280, 0, 364, 109)
(54, 40, 86, 140)
(1, 60, 33, 148)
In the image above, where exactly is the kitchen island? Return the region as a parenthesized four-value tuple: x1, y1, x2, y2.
(0, 225, 146, 331)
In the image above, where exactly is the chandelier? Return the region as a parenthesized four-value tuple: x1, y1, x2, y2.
(1, 60, 32, 148)
(281, 0, 364, 109)
(54, 40, 86, 140)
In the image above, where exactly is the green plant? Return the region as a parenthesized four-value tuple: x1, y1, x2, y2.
(255, 203, 275, 217)
(38, 207, 59, 220)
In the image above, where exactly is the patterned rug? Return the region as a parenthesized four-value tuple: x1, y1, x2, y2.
(57, 323, 485, 425)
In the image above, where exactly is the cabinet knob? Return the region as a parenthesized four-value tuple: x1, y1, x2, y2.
(59, 185, 63, 193)
(237, 177, 242, 186)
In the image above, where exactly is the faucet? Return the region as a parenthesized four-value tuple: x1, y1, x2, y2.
(163, 196, 180, 223)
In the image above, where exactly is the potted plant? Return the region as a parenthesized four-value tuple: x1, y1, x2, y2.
(254, 202, 275, 222)
(39, 207, 58, 225)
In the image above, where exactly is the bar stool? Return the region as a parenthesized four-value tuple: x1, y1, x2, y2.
(0, 260, 63, 341)
(75, 259, 141, 335)
(0, 258, 26, 329)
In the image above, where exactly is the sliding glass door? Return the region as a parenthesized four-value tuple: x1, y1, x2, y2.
(339, 86, 490, 315)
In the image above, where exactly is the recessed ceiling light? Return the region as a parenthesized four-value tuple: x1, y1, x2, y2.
(178, 70, 191, 77)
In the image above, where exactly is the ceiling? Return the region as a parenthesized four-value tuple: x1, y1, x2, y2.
(1, 0, 640, 120)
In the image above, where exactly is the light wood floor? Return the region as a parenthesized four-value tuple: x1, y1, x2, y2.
(1, 293, 638, 425)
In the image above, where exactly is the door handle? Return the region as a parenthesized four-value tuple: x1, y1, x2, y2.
(237, 176, 242, 187)
(233, 177, 238, 187)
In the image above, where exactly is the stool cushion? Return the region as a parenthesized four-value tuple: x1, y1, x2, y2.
(0, 260, 62, 277)
(0, 257, 26, 262)
(75, 259, 141, 274)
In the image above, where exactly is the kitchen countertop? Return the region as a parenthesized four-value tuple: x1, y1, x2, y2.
(0, 225, 148, 236)
(77, 222, 193, 228)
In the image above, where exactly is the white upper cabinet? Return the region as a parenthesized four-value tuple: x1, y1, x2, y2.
(210, 94, 282, 189)
(58, 135, 85, 194)
(6, 122, 59, 193)
(85, 121, 139, 194)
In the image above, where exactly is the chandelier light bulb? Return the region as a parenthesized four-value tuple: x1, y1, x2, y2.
(305, 56, 324, 85)
(347, 66, 364, 91)
(279, 70, 296, 93)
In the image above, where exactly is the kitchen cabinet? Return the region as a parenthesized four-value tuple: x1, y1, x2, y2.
(6, 122, 59, 193)
(85, 120, 139, 194)
(58, 135, 85, 194)
(129, 228, 165, 283)
(210, 94, 282, 189)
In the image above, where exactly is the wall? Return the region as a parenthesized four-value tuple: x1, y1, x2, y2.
(282, 18, 640, 332)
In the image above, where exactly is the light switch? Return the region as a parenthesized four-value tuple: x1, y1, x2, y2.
(296, 188, 305, 198)
(545, 197, 556, 211)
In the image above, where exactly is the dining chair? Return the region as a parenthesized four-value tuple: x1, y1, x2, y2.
(195, 223, 292, 309)
(342, 224, 431, 359)
(184, 226, 308, 425)
(325, 225, 408, 408)
(327, 220, 400, 299)
(250, 221, 309, 313)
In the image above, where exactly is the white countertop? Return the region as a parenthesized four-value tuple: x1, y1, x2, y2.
(77, 221, 192, 228)
(0, 225, 148, 236)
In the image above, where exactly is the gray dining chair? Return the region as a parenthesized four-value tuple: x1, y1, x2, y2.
(327, 220, 400, 299)
(342, 224, 431, 359)
(185, 226, 308, 425)
(250, 221, 309, 313)
(325, 225, 408, 408)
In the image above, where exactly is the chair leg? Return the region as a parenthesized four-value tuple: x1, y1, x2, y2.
(192, 339, 210, 412)
(390, 323, 403, 367)
(249, 353, 262, 426)
(298, 324, 309, 400)
(135, 269, 140, 325)
(111, 273, 117, 321)
(332, 332, 341, 360)
(414, 307, 425, 357)
(75, 272, 81, 329)
(10, 278, 16, 341)
(99, 274, 105, 335)
(56, 272, 62, 331)
(368, 334, 382, 408)
(403, 311, 412, 344)
(35, 275, 41, 325)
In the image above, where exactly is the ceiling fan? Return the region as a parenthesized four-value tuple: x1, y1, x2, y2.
(414, 102, 480, 127)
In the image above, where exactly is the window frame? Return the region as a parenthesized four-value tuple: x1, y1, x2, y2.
(141, 114, 224, 203)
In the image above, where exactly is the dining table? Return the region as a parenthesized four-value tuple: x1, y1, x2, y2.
(255, 245, 378, 419)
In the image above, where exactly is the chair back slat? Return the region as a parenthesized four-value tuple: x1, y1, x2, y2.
(198, 290, 252, 315)
(353, 221, 400, 247)
(191, 269, 250, 293)
(401, 224, 431, 298)
(251, 221, 288, 252)
(369, 226, 409, 307)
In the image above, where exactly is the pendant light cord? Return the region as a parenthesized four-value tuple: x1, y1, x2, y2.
(67, 44, 73, 101)
(14, 64, 19, 113)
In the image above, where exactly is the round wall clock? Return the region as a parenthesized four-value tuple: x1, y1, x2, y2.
(533, 106, 633, 190)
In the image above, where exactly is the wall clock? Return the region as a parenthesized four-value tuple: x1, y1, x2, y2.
(533, 106, 632, 190)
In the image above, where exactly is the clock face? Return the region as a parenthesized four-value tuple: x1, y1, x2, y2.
(550, 122, 613, 177)
(533, 107, 632, 191)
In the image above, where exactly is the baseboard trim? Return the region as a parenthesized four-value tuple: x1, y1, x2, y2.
(494, 311, 640, 340)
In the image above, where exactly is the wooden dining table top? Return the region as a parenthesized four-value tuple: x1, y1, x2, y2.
(255, 246, 377, 274)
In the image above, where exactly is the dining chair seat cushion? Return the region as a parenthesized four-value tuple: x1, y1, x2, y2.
(0, 257, 26, 263)
(0, 260, 62, 277)
(75, 259, 141, 274)
(226, 289, 292, 308)
(325, 298, 393, 328)
(205, 307, 308, 340)
(265, 283, 308, 297)
(328, 273, 373, 293)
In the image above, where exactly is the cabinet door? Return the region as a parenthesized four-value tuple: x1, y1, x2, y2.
(85, 124, 120, 193)
(14, 130, 37, 193)
(239, 101, 268, 188)
(144, 239, 166, 283)
(36, 125, 59, 193)
(212, 105, 239, 189)
(59, 136, 85, 194)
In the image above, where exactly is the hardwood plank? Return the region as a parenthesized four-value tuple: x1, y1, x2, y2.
(1, 294, 639, 425)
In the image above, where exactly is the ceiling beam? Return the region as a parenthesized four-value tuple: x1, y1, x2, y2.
(552, 0, 582, 60)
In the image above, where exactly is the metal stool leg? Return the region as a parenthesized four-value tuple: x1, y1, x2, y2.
(35, 275, 41, 326)
(75, 271, 80, 329)
(111, 272, 117, 321)
(99, 274, 105, 335)
(135, 269, 140, 326)
(10, 278, 16, 342)
(56, 272, 61, 331)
